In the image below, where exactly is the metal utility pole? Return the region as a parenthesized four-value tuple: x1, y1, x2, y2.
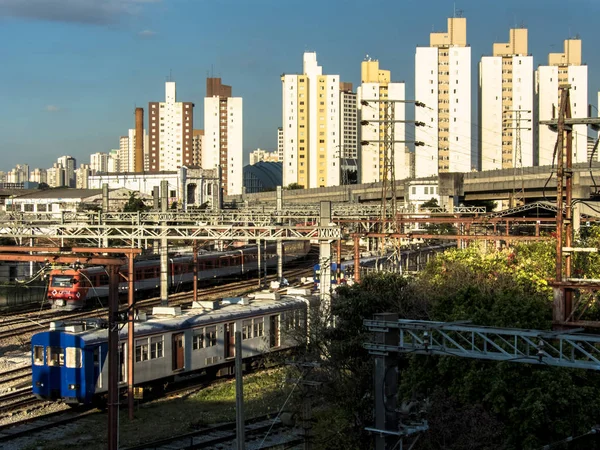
(107, 264, 120, 450)
(540, 86, 600, 328)
(127, 255, 135, 420)
(360, 99, 426, 253)
(235, 331, 245, 450)
(503, 109, 532, 207)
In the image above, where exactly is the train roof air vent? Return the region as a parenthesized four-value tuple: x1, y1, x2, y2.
(222, 297, 250, 306)
(152, 306, 182, 316)
(192, 300, 220, 310)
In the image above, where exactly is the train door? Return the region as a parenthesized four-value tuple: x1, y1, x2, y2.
(270, 315, 280, 348)
(119, 344, 126, 383)
(172, 333, 184, 371)
(224, 322, 235, 359)
(94, 347, 102, 389)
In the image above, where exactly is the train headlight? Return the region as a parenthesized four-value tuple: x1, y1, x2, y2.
(68, 384, 79, 390)
(35, 381, 43, 387)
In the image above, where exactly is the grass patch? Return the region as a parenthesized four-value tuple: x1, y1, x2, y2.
(27, 367, 293, 449)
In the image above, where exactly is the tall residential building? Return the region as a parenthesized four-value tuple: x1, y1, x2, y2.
(7, 164, 29, 184)
(357, 60, 406, 184)
(192, 130, 204, 166)
(203, 78, 243, 196)
(415, 17, 471, 177)
(76, 164, 92, 189)
(29, 168, 47, 184)
(118, 136, 129, 172)
(536, 39, 588, 165)
(277, 127, 284, 162)
(57, 156, 76, 187)
(340, 82, 358, 183)
(108, 150, 120, 173)
(479, 28, 534, 171)
(148, 81, 194, 172)
(281, 52, 341, 189)
(47, 163, 66, 188)
(90, 152, 109, 173)
(249, 149, 279, 165)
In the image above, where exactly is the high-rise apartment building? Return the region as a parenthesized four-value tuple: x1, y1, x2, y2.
(29, 168, 47, 184)
(76, 164, 92, 189)
(118, 136, 129, 172)
(357, 60, 406, 184)
(148, 81, 194, 172)
(203, 78, 243, 196)
(536, 39, 588, 165)
(479, 28, 534, 171)
(281, 52, 341, 189)
(249, 149, 279, 165)
(415, 17, 471, 177)
(192, 130, 204, 167)
(277, 127, 284, 162)
(57, 156, 76, 187)
(108, 150, 120, 173)
(90, 152, 109, 173)
(340, 82, 358, 184)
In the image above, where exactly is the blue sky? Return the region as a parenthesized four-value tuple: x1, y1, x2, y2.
(1, 0, 599, 171)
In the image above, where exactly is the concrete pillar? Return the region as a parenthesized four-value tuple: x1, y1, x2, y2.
(102, 183, 109, 212)
(319, 201, 332, 304)
(160, 180, 168, 306)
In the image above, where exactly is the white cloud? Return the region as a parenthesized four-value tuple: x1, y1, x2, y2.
(138, 29, 156, 37)
(45, 105, 60, 112)
(0, 0, 161, 25)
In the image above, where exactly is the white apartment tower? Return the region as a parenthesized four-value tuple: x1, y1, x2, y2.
(277, 127, 284, 162)
(415, 17, 471, 177)
(57, 156, 76, 187)
(90, 152, 109, 173)
(357, 59, 406, 184)
(203, 78, 243, 196)
(340, 82, 358, 183)
(148, 81, 194, 172)
(281, 52, 341, 189)
(536, 39, 588, 165)
(118, 136, 129, 172)
(479, 28, 534, 170)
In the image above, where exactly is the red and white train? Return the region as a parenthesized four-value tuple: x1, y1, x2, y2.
(46, 241, 311, 310)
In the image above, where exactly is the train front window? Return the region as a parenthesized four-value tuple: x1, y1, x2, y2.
(66, 347, 82, 368)
(51, 276, 74, 287)
(33, 346, 44, 366)
(48, 347, 64, 366)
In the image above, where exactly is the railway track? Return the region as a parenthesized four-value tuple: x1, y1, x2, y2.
(0, 407, 97, 447)
(0, 366, 31, 385)
(122, 414, 301, 450)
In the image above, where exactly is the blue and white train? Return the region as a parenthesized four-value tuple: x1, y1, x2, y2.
(31, 294, 311, 405)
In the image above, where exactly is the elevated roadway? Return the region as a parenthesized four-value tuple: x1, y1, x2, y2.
(226, 162, 600, 206)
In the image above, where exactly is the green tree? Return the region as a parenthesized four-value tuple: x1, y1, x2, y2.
(122, 192, 149, 212)
(286, 183, 304, 190)
(309, 240, 600, 449)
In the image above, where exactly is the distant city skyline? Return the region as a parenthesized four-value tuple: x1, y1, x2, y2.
(1, 0, 599, 171)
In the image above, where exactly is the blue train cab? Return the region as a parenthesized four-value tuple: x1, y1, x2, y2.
(31, 321, 107, 404)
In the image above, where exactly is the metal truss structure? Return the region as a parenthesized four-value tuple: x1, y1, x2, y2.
(365, 318, 600, 371)
(0, 220, 342, 245)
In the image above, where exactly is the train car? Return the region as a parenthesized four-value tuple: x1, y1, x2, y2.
(46, 241, 311, 310)
(31, 294, 311, 405)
